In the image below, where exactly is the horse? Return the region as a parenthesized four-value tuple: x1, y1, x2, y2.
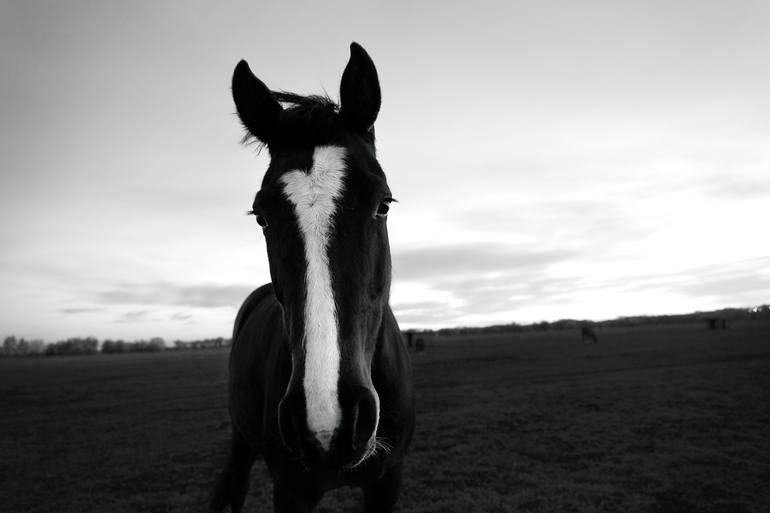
(210, 43, 415, 513)
(581, 325, 598, 344)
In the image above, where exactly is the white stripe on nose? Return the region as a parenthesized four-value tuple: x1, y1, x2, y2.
(280, 145, 346, 450)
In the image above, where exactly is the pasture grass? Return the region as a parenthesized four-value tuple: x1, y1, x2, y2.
(1, 321, 769, 512)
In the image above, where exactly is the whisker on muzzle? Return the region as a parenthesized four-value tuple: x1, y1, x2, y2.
(345, 435, 393, 471)
(374, 436, 393, 455)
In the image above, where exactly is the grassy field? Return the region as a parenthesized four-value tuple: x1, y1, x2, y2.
(1, 321, 769, 512)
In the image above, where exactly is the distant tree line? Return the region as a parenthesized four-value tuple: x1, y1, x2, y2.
(2, 336, 103, 357)
(5, 304, 768, 356)
(409, 304, 770, 337)
(101, 337, 166, 354)
(45, 337, 99, 356)
(1, 335, 232, 357)
(171, 337, 230, 350)
(1, 336, 47, 356)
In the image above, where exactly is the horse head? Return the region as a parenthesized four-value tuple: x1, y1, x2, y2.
(232, 43, 392, 469)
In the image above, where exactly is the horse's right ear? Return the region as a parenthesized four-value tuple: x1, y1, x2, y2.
(232, 60, 283, 144)
(339, 43, 381, 134)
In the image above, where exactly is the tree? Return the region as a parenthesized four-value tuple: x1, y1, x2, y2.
(3, 336, 18, 356)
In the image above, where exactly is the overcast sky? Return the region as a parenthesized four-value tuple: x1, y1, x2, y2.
(1, 1, 769, 341)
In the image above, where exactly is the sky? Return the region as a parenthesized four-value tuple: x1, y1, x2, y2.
(1, 1, 769, 342)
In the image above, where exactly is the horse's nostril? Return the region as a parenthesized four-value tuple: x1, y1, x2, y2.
(352, 392, 378, 451)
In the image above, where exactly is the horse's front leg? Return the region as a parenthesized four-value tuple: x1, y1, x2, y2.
(209, 428, 257, 513)
(363, 464, 404, 513)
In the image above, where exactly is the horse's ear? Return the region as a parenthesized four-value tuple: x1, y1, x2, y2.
(339, 42, 381, 134)
(232, 60, 283, 144)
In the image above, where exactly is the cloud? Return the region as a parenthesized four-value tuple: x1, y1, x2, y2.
(390, 241, 592, 327)
(98, 282, 254, 309)
(698, 174, 770, 201)
(617, 257, 770, 304)
(393, 271, 592, 327)
(59, 307, 103, 314)
(392, 243, 575, 281)
(170, 312, 194, 321)
(395, 307, 465, 326)
(391, 242, 770, 328)
(448, 198, 654, 253)
(115, 310, 155, 323)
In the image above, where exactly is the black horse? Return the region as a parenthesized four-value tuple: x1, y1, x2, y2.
(210, 43, 415, 513)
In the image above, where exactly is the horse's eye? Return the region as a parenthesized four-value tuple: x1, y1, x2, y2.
(375, 200, 391, 218)
(250, 210, 268, 228)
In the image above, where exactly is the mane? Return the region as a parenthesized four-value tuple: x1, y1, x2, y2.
(242, 91, 343, 149)
(273, 91, 339, 115)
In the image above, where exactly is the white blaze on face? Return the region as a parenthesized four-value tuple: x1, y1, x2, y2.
(280, 145, 346, 451)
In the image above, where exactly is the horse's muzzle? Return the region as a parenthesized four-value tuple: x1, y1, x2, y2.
(277, 386, 379, 469)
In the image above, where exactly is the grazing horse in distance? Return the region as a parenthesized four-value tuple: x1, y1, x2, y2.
(581, 326, 598, 344)
(210, 43, 415, 513)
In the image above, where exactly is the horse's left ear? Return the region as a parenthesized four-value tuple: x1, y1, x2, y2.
(339, 42, 381, 134)
(232, 60, 283, 144)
